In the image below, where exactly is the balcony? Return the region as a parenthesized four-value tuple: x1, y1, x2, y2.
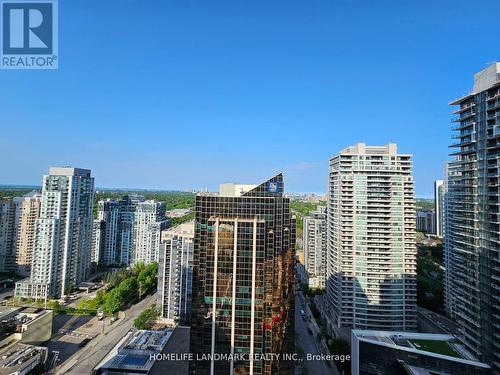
(452, 122, 476, 131)
(452, 102, 476, 114)
(449, 137, 476, 149)
(452, 112, 476, 122)
(487, 91, 500, 101)
(452, 130, 475, 139)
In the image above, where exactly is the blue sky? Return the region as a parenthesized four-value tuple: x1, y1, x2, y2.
(1, 0, 499, 197)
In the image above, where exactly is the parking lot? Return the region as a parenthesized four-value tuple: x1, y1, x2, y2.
(46, 313, 107, 366)
(64, 282, 106, 308)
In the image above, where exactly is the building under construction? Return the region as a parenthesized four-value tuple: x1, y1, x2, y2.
(190, 174, 296, 375)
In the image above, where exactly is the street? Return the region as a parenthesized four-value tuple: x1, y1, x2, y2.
(295, 292, 340, 375)
(417, 306, 460, 335)
(54, 293, 157, 375)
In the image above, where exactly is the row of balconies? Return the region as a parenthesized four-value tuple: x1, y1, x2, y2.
(452, 111, 476, 123)
(453, 102, 476, 114)
(451, 121, 476, 132)
(487, 91, 500, 101)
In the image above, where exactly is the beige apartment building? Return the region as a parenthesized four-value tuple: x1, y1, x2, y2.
(13, 191, 42, 277)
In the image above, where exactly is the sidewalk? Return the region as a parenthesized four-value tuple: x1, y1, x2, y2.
(298, 290, 340, 375)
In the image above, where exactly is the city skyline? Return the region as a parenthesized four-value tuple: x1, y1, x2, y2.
(1, 1, 498, 373)
(2, 1, 500, 196)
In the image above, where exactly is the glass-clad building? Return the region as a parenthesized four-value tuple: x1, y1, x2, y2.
(446, 62, 500, 372)
(190, 174, 296, 375)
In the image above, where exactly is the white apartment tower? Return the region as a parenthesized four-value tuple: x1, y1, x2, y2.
(132, 200, 168, 265)
(23, 167, 94, 299)
(93, 200, 120, 265)
(303, 207, 327, 288)
(326, 143, 417, 333)
(157, 221, 194, 325)
(434, 180, 444, 237)
(92, 194, 169, 267)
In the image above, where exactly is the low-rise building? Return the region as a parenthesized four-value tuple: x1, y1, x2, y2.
(14, 280, 49, 301)
(351, 330, 490, 375)
(0, 341, 48, 375)
(0, 307, 51, 375)
(0, 307, 52, 346)
(92, 327, 190, 375)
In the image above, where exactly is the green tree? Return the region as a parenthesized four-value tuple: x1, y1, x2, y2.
(117, 277, 138, 301)
(137, 262, 158, 299)
(134, 306, 158, 330)
(102, 288, 123, 315)
(48, 300, 64, 313)
(133, 261, 146, 277)
(77, 289, 107, 310)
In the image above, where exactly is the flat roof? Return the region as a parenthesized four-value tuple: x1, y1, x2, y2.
(48, 167, 91, 177)
(165, 208, 192, 218)
(0, 307, 50, 323)
(0, 342, 47, 375)
(94, 329, 173, 373)
(163, 221, 195, 237)
(450, 62, 500, 104)
(150, 326, 190, 374)
(352, 330, 489, 368)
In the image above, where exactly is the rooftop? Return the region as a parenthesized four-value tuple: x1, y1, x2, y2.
(352, 330, 489, 368)
(94, 329, 173, 373)
(0, 307, 50, 326)
(0, 342, 47, 375)
(0, 307, 52, 344)
(450, 62, 500, 104)
(163, 221, 195, 237)
(337, 143, 410, 157)
(165, 208, 192, 218)
(199, 174, 284, 198)
(48, 167, 92, 177)
(12, 191, 41, 203)
(219, 183, 258, 197)
(407, 338, 460, 358)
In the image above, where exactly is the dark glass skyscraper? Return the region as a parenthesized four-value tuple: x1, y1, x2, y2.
(190, 174, 296, 375)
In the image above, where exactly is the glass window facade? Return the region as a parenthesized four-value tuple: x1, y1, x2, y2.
(190, 174, 296, 375)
